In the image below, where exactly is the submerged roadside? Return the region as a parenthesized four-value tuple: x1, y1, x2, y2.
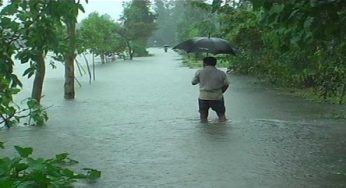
(179, 55, 346, 105)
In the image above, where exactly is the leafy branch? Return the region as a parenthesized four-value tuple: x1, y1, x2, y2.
(0, 142, 101, 187)
(0, 98, 49, 128)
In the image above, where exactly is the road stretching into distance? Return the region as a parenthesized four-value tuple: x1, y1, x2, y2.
(1, 48, 346, 188)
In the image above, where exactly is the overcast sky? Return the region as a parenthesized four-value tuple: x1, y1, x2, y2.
(78, 0, 130, 22)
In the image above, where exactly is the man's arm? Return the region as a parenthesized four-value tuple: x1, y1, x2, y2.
(191, 71, 200, 85)
(221, 84, 229, 93)
(221, 72, 230, 92)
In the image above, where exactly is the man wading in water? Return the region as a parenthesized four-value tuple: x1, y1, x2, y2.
(192, 57, 229, 123)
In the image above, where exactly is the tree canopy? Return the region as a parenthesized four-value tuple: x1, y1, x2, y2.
(78, 12, 126, 63)
(0, 0, 84, 127)
(150, 0, 345, 103)
(120, 0, 156, 58)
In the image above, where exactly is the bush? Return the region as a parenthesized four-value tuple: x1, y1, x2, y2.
(0, 142, 101, 188)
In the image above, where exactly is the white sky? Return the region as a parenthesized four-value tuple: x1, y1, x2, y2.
(2, 0, 214, 22)
(78, 0, 130, 22)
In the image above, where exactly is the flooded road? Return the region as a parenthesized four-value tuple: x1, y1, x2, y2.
(1, 48, 346, 187)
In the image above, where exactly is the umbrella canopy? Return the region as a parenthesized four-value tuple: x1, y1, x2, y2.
(172, 37, 236, 55)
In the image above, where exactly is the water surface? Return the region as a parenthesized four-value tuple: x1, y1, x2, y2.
(1, 48, 346, 188)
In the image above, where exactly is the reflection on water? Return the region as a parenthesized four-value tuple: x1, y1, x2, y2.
(1, 48, 346, 187)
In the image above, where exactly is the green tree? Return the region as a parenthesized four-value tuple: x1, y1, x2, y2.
(150, 0, 217, 46)
(78, 12, 126, 63)
(120, 0, 156, 59)
(175, 0, 213, 41)
(13, 0, 65, 103)
(2, 0, 85, 102)
(62, 0, 86, 100)
(249, 0, 346, 102)
(150, 0, 177, 46)
(0, 0, 85, 127)
(0, 1, 22, 127)
(0, 1, 51, 126)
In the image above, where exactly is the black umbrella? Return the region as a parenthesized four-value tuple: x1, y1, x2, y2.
(172, 37, 236, 55)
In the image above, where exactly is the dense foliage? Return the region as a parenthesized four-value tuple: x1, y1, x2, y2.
(78, 12, 126, 63)
(245, 0, 345, 103)
(0, 142, 101, 187)
(0, 0, 158, 127)
(120, 0, 156, 59)
(0, 0, 64, 127)
(152, 0, 345, 103)
(1, 2, 102, 185)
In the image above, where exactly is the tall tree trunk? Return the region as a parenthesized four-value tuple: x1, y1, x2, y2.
(92, 53, 95, 80)
(101, 54, 105, 64)
(339, 83, 346, 104)
(82, 53, 92, 84)
(125, 40, 133, 60)
(64, 20, 76, 99)
(31, 53, 46, 104)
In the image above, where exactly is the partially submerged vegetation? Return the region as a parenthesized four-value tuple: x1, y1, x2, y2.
(181, 55, 230, 69)
(2, 0, 344, 128)
(181, 54, 345, 104)
(163, 0, 345, 104)
(0, 0, 156, 128)
(0, 0, 345, 185)
(0, 142, 101, 187)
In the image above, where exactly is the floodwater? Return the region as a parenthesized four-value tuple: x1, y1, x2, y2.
(1, 48, 346, 188)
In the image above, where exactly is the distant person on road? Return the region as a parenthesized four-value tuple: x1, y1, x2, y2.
(192, 57, 229, 123)
(164, 45, 169, 52)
